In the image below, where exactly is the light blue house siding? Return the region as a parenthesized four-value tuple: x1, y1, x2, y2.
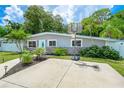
(29, 34, 106, 48)
(30, 34, 72, 47)
(0, 40, 23, 52)
(83, 39, 105, 47)
(28, 33, 106, 54)
(106, 41, 124, 58)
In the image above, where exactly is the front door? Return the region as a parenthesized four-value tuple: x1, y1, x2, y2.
(39, 40, 46, 48)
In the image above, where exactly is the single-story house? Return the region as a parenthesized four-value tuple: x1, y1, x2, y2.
(0, 32, 124, 57)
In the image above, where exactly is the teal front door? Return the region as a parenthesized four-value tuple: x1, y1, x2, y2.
(39, 40, 46, 48)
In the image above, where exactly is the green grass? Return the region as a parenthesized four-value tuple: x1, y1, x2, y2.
(49, 56, 124, 77)
(0, 52, 20, 64)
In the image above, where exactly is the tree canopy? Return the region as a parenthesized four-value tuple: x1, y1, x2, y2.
(80, 8, 124, 39)
(0, 26, 7, 37)
(24, 5, 67, 34)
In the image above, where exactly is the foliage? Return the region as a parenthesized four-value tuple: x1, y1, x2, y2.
(53, 48, 68, 56)
(22, 51, 32, 64)
(0, 26, 7, 37)
(80, 45, 102, 58)
(101, 46, 121, 60)
(92, 8, 111, 23)
(24, 5, 67, 34)
(4, 19, 23, 32)
(5, 29, 30, 53)
(33, 48, 45, 57)
(81, 8, 111, 37)
(80, 8, 124, 39)
(100, 25, 124, 39)
(79, 45, 121, 60)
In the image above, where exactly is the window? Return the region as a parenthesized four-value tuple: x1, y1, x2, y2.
(28, 41, 37, 48)
(71, 40, 82, 47)
(48, 40, 56, 47)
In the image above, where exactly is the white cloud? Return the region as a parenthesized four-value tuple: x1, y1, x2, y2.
(43, 5, 113, 24)
(1, 5, 24, 26)
(0, 5, 114, 26)
(52, 5, 78, 23)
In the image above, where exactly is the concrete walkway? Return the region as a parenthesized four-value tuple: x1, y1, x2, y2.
(0, 58, 124, 88)
(0, 58, 20, 78)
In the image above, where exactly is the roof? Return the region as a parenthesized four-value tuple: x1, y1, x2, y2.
(31, 32, 119, 42)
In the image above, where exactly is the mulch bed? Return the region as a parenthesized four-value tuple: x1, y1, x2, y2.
(0, 57, 48, 79)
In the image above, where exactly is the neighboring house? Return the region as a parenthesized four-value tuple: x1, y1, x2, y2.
(0, 38, 21, 52)
(0, 32, 124, 57)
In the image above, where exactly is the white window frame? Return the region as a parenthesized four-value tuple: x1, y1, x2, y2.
(71, 39, 82, 47)
(27, 40, 37, 48)
(47, 39, 57, 47)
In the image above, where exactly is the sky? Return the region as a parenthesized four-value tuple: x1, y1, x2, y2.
(0, 5, 124, 26)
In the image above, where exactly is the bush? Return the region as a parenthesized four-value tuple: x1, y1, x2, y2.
(79, 45, 121, 60)
(53, 48, 68, 56)
(101, 46, 120, 60)
(22, 52, 32, 64)
(80, 45, 102, 58)
(33, 48, 45, 57)
(22, 54, 32, 64)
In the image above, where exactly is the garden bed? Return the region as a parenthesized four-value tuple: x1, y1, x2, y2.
(0, 57, 47, 79)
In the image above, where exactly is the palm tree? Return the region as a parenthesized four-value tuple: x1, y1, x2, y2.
(100, 25, 123, 39)
(5, 28, 30, 53)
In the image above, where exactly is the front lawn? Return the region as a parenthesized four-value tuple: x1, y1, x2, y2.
(49, 56, 124, 77)
(0, 52, 20, 64)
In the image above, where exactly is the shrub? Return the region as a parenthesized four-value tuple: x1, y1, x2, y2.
(22, 49, 32, 54)
(101, 46, 120, 60)
(80, 45, 102, 58)
(86, 45, 102, 58)
(22, 54, 32, 64)
(33, 48, 45, 57)
(79, 45, 121, 60)
(79, 47, 89, 56)
(53, 48, 68, 56)
(22, 53, 32, 64)
(33, 48, 45, 60)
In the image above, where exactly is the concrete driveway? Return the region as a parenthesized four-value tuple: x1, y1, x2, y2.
(0, 58, 124, 88)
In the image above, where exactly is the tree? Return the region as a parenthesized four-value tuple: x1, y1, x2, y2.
(80, 8, 111, 37)
(4, 19, 22, 32)
(100, 25, 123, 39)
(0, 26, 7, 37)
(107, 11, 124, 34)
(24, 5, 67, 34)
(92, 8, 111, 24)
(5, 29, 30, 53)
(24, 5, 45, 34)
(52, 15, 66, 33)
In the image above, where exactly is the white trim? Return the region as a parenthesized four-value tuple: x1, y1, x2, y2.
(47, 39, 57, 47)
(27, 40, 37, 48)
(71, 39, 82, 47)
